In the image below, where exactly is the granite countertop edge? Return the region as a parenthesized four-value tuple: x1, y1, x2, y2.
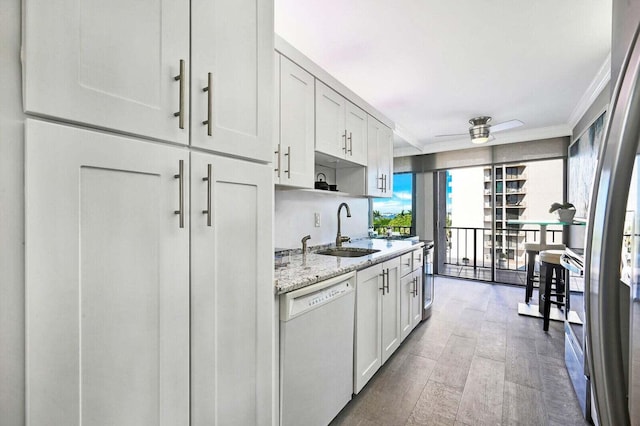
(274, 239, 424, 295)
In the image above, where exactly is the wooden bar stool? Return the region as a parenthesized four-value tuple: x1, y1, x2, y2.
(539, 249, 566, 331)
(524, 242, 565, 303)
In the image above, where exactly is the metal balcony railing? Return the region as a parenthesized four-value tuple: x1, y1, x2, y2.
(442, 226, 563, 284)
(373, 225, 412, 236)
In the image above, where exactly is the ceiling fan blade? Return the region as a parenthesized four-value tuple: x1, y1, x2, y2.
(434, 132, 467, 138)
(490, 119, 523, 133)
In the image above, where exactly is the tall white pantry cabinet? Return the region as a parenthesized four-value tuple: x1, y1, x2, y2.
(23, 0, 274, 425)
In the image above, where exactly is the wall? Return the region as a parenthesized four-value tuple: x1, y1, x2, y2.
(274, 190, 368, 249)
(0, 0, 25, 423)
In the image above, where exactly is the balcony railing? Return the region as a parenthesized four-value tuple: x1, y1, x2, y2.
(443, 226, 563, 284)
(373, 225, 412, 236)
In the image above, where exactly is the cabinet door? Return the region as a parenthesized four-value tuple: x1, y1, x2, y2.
(412, 271, 423, 329)
(413, 249, 423, 272)
(25, 119, 189, 426)
(345, 101, 368, 165)
(277, 55, 315, 188)
(316, 80, 347, 158)
(190, 152, 273, 425)
(366, 116, 384, 196)
(400, 252, 413, 278)
(23, 0, 189, 144)
(355, 265, 383, 394)
(380, 125, 394, 197)
(381, 257, 401, 363)
(191, 0, 273, 162)
(400, 273, 415, 342)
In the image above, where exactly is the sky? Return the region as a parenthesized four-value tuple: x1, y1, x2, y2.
(372, 173, 413, 215)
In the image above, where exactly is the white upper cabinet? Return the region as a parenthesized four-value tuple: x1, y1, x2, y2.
(316, 80, 347, 158)
(23, 0, 273, 162)
(191, 0, 273, 162)
(275, 55, 315, 188)
(315, 80, 367, 166)
(23, 0, 190, 145)
(345, 102, 368, 165)
(367, 116, 394, 197)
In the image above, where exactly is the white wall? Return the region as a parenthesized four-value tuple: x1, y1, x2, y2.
(0, 0, 25, 423)
(274, 190, 369, 249)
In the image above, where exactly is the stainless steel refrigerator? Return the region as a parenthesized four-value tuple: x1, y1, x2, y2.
(585, 8, 640, 424)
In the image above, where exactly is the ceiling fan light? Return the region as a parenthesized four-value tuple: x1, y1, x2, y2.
(469, 126, 490, 144)
(471, 136, 490, 144)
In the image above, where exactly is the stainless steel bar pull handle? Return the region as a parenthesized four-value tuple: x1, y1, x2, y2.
(174, 159, 185, 228)
(202, 163, 212, 227)
(348, 132, 353, 155)
(202, 72, 213, 136)
(274, 144, 281, 177)
(342, 130, 348, 152)
(384, 269, 390, 293)
(378, 174, 384, 190)
(380, 271, 386, 295)
(173, 60, 185, 129)
(284, 146, 291, 178)
(383, 174, 387, 193)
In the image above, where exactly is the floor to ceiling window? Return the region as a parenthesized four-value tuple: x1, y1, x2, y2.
(440, 159, 564, 285)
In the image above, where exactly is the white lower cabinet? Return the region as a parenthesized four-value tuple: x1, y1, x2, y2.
(401, 270, 423, 342)
(25, 119, 190, 425)
(400, 249, 424, 342)
(25, 119, 272, 425)
(354, 257, 401, 394)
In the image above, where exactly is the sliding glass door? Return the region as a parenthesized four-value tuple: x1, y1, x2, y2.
(437, 159, 564, 285)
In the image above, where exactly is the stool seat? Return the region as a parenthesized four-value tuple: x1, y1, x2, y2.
(524, 242, 566, 252)
(539, 249, 564, 265)
(523, 244, 565, 304)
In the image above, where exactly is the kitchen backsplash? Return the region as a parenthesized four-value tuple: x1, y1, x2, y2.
(274, 190, 368, 249)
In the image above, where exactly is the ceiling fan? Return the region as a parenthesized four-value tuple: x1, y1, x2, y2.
(435, 116, 524, 144)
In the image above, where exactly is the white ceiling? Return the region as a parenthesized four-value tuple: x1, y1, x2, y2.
(274, 0, 612, 155)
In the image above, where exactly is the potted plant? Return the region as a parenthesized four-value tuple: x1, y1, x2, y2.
(549, 202, 576, 222)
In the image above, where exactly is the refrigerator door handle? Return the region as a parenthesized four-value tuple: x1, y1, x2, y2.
(585, 22, 640, 426)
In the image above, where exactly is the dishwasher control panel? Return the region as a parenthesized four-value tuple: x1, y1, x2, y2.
(281, 273, 355, 321)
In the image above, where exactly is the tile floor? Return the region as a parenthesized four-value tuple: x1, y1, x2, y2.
(330, 276, 589, 425)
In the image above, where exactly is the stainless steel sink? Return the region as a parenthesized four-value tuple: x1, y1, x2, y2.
(316, 247, 380, 257)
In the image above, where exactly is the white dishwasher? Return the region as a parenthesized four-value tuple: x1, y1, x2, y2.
(280, 272, 356, 426)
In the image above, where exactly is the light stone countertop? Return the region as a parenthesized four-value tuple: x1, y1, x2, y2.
(274, 238, 424, 294)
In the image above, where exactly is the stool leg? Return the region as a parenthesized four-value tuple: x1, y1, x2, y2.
(525, 250, 536, 303)
(555, 266, 565, 304)
(543, 263, 553, 331)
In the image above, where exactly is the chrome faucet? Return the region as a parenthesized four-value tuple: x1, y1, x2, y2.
(336, 202, 352, 248)
(301, 235, 311, 265)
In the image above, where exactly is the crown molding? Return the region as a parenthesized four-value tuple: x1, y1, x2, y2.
(567, 53, 611, 129)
